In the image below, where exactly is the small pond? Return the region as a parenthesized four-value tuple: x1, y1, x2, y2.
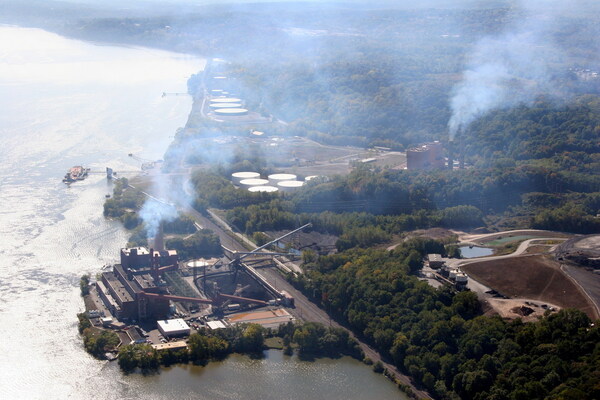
(459, 246, 494, 258)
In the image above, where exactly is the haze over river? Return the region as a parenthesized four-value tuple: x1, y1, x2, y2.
(0, 26, 403, 399)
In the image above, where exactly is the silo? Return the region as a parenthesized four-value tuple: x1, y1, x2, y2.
(268, 173, 297, 185)
(277, 180, 304, 193)
(248, 186, 279, 193)
(406, 146, 430, 170)
(239, 178, 269, 188)
(231, 171, 260, 185)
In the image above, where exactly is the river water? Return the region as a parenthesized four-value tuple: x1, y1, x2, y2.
(0, 26, 404, 399)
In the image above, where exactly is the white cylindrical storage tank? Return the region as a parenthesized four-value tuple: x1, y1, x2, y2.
(211, 89, 223, 95)
(277, 180, 304, 193)
(210, 97, 242, 103)
(231, 171, 260, 185)
(268, 173, 297, 185)
(214, 108, 248, 116)
(456, 274, 468, 284)
(239, 178, 269, 188)
(449, 270, 458, 280)
(210, 102, 243, 109)
(304, 175, 319, 181)
(248, 185, 279, 193)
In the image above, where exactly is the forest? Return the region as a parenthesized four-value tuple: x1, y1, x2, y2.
(115, 321, 360, 373)
(290, 241, 600, 399)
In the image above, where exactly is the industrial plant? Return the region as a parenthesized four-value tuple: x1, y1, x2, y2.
(406, 141, 445, 170)
(85, 225, 311, 350)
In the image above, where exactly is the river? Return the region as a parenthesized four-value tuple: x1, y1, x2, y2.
(0, 26, 404, 399)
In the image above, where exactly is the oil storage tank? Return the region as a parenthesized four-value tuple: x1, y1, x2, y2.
(210, 102, 243, 109)
(232, 171, 260, 185)
(268, 173, 297, 185)
(210, 97, 242, 104)
(239, 178, 269, 188)
(214, 108, 248, 116)
(277, 180, 304, 193)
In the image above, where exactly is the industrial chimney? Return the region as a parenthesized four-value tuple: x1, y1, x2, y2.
(151, 222, 165, 252)
(447, 139, 454, 170)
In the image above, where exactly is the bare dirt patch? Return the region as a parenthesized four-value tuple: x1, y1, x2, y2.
(488, 299, 560, 322)
(463, 255, 597, 318)
(524, 245, 553, 254)
(403, 228, 457, 242)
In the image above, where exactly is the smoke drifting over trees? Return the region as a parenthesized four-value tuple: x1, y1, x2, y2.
(449, 0, 598, 139)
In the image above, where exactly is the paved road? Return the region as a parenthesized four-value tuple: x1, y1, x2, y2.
(456, 229, 570, 244)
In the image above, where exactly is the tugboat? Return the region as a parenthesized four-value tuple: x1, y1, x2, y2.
(62, 166, 90, 184)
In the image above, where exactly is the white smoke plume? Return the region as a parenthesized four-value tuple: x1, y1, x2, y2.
(448, 0, 575, 139)
(139, 198, 177, 239)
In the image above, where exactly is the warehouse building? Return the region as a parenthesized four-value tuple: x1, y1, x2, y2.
(158, 319, 191, 338)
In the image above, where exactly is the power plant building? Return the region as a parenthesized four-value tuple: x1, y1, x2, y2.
(97, 247, 179, 321)
(406, 141, 445, 170)
(120, 247, 178, 270)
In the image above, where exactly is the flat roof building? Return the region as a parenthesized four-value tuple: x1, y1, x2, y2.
(157, 318, 191, 338)
(206, 320, 228, 330)
(427, 254, 445, 269)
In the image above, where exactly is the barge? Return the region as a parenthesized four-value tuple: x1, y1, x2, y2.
(63, 166, 90, 184)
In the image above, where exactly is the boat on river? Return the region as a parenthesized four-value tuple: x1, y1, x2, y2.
(62, 166, 90, 184)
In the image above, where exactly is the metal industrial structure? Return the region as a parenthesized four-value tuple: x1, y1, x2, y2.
(406, 141, 445, 170)
(96, 223, 311, 321)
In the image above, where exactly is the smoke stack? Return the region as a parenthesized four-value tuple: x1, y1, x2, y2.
(150, 247, 159, 281)
(447, 139, 454, 170)
(151, 222, 165, 252)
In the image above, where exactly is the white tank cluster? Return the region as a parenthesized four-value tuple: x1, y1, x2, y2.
(231, 171, 260, 185)
(231, 171, 306, 193)
(442, 265, 469, 287)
